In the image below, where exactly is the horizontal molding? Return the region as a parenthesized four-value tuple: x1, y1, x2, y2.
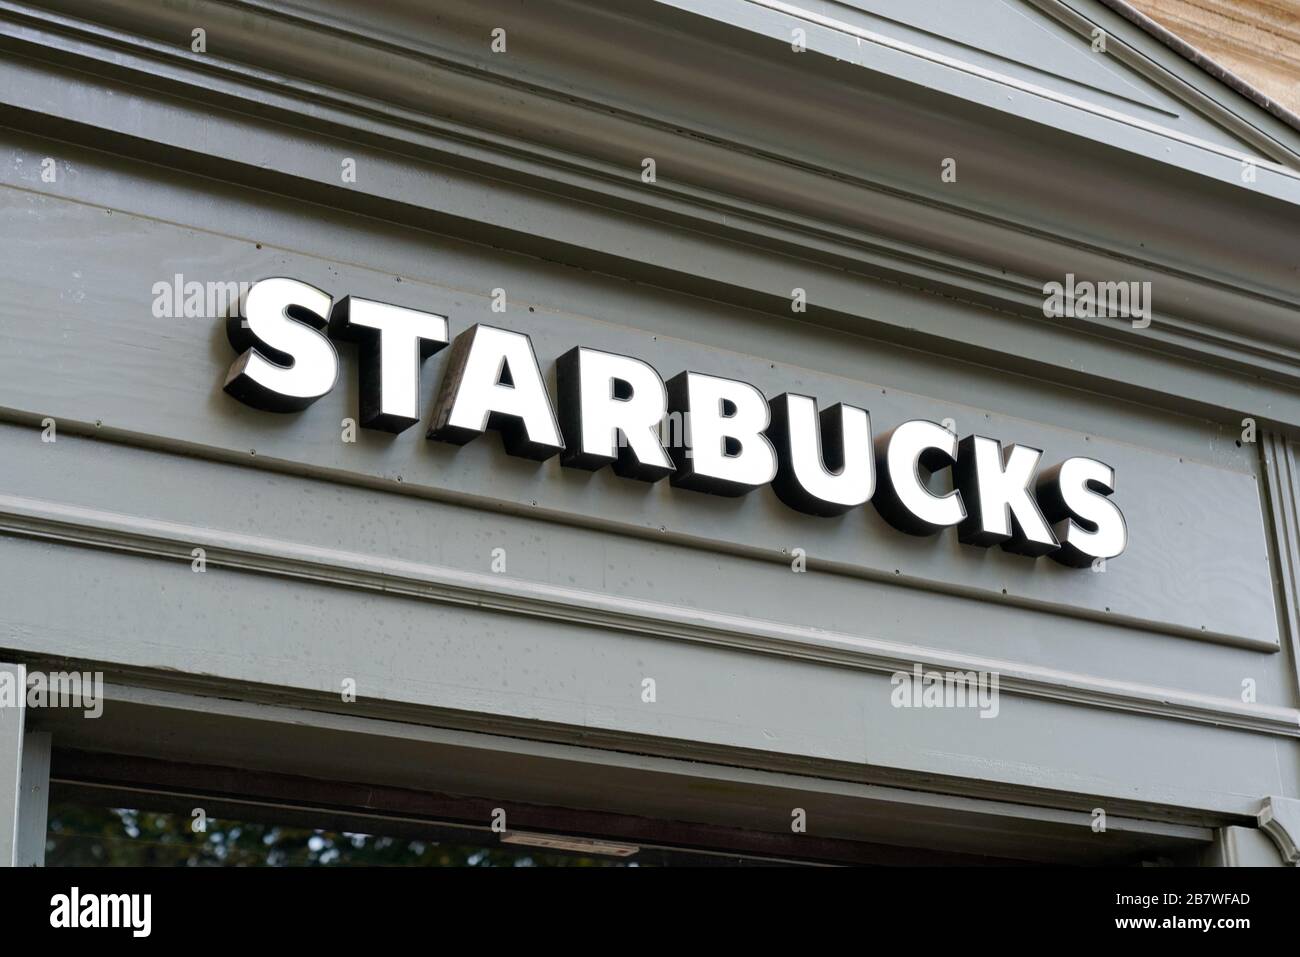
(43, 683, 1221, 854)
(4, 0, 1300, 420)
(1, 491, 1296, 739)
(0, 400, 1276, 652)
(38, 671, 1239, 826)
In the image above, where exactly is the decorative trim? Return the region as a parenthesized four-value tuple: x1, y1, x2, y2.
(15, 730, 49, 867)
(1094, 0, 1300, 134)
(1257, 795, 1300, 864)
(1261, 433, 1300, 697)
(69, 682, 1221, 853)
(742, 0, 1299, 169)
(3, 0, 1300, 428)
(0, 661, 25, 868)
(1, 493, 1297, 739)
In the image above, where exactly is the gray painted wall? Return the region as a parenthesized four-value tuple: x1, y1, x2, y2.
(1, 0, 1297, 862)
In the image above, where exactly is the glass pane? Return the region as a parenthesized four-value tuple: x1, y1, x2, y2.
(45, 800, 792, 867)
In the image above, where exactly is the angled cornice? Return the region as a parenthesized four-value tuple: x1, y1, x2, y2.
(1105, 0, 1300, 130)
(729, 0, 1300, 170)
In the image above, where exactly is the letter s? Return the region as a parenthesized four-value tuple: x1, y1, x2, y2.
(223, 277, 337, 412)
(1036, 457, 1127, 567)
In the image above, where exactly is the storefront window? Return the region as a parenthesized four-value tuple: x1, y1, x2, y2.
(44, 800, 792, 867)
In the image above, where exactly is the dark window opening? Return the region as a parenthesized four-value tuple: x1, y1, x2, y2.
(45, 800, 735, 867)
(44, 778, 804, 868)
(46, 750, 1036, 866)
